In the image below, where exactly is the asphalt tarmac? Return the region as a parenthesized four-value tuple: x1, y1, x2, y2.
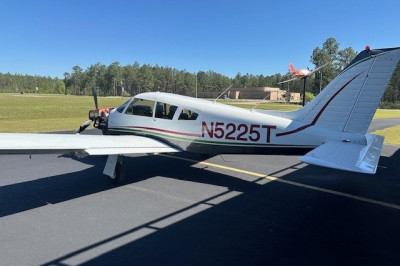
(0, 119, 399, 265)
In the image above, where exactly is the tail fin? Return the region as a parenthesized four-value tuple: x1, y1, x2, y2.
(289, 63, 296, 74)
(288, 47, 400, 134)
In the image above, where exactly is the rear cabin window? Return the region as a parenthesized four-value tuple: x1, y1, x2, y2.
(125, 98, 154, 117)
(178, 109, 199, 120)
(155, 102, 178, 120)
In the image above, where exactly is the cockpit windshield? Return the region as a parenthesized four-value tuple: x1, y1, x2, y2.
(116, 98, 132, 113)
(125, 98, 154, 117)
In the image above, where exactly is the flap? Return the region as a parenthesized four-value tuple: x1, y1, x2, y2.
(300, 134, 384, 174)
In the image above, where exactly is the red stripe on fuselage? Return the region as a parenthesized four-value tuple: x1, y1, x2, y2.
(129, 126, 201, 137)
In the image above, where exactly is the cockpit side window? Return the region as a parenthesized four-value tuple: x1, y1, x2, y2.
(178, 109, 199, 120)
(155, 102, 178, 120)
(125, 98, 154, 117)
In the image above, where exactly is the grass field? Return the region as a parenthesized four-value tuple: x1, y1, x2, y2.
(0, 94, 399, 145)
(0, 94, 126, 132)
(374, 125, 400, 145)
(373, 109, 400, 119)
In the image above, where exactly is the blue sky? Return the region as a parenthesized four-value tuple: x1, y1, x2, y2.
(1, 0, 399, 78)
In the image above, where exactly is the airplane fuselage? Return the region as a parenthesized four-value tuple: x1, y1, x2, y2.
(106, 92, 342, 154)
(293, 69, 311, 78)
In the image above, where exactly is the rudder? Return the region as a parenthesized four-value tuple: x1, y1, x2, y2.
(287, 47, 400, 134)
(289, 63, 296, 74)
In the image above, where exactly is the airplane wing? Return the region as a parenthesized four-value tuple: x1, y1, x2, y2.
(277, 77, 299, 84)
(309, 61, 331, 75)
(300, 134, 384, 174)
(0, 133, 180, 156)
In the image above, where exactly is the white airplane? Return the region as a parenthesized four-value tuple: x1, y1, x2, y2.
(0, 46, 399, 183)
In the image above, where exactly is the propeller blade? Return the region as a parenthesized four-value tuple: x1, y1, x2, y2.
(92, 86, 98, 109)
(74, 119, 92, 134)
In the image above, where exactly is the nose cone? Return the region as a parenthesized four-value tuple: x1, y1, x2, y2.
(103, 108, 123, 135)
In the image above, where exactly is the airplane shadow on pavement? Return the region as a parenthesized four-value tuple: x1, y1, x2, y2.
(23, 147, 399, 266)
(0, 153, 264, 218)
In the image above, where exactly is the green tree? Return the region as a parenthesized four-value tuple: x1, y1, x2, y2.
(305, 91, 315, 103)
(122, 62, 139, 96)
(338, 47, 357, 70)
(70, 65, 84, 95)
(197, 71, 209, 92)
(105, 62, 122, 96)
(137, 64, 154, 93)
(310, 37, 357, 95)
(232, 73, 242, 87)
(310, 38, 339, 95)
(382, 62, 400, 104)
(86, 63, 106, 95)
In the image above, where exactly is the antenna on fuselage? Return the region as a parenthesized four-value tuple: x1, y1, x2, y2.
(251, 92, 271, 111)
(214, 84, 233, 103)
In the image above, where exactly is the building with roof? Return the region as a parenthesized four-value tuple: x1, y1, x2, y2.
(227, 87, 300, 102)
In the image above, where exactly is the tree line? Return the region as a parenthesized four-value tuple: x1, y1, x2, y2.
(0, 73, 65, 94)
(0, 38, 399, 107)
(62, 62, 286, 97)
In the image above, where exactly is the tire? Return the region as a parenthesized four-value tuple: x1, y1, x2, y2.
(101, 121, 109, 135)
(107, 160, 125, 185)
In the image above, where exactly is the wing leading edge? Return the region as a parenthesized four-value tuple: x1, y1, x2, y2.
(0, 133, 180, 156)
(300, 134, 384, 174)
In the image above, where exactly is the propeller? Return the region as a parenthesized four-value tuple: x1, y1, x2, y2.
(92, 86, 98, 110)
(75, 86, 98, 134)
(74, 119, 92, 134)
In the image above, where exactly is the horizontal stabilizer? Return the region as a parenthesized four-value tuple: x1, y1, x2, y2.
(300, 134, 384, 174)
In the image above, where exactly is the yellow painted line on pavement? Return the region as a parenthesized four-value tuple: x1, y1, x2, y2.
(159, 154, 400, 210)
(159, 154, 277, 180)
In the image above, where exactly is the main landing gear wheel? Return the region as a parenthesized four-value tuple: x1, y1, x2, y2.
(107, 158, 125, 185)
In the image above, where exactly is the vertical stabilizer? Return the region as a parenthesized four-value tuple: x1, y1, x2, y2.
(287, 47, 400, 134)
(289, 63, 296, 74)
